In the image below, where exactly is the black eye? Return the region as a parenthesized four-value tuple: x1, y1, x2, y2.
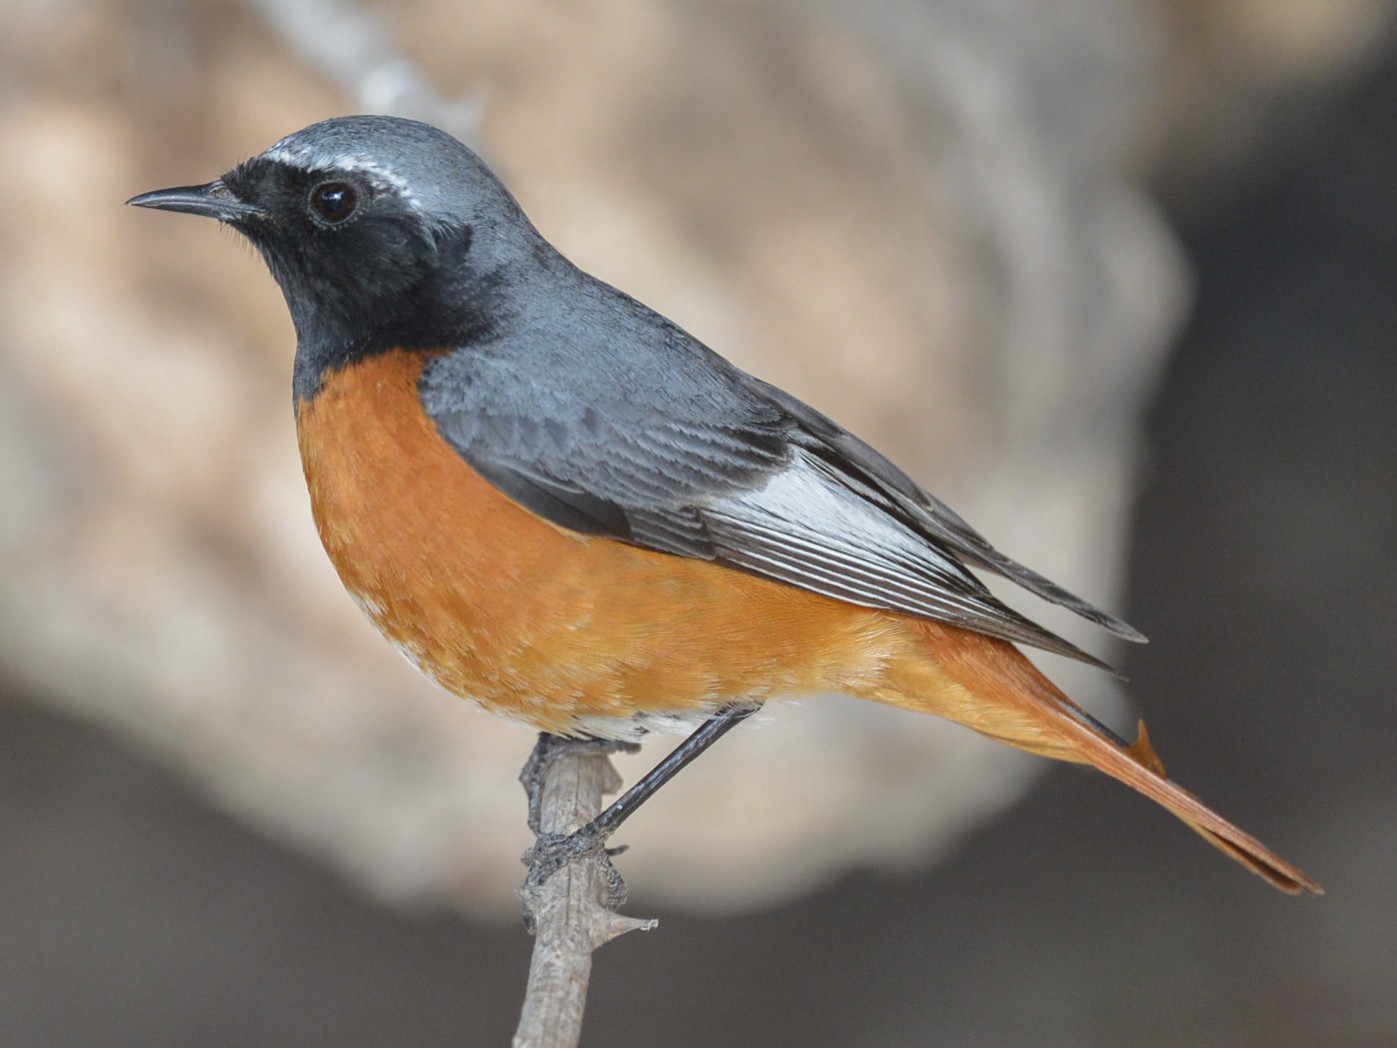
(310, 182, 357, 223)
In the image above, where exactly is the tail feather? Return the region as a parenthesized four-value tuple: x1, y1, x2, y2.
(886, 621, 1321, 895)
(1068, 716, 1321, 895)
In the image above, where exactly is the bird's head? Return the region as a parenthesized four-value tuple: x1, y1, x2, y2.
(128, 115, 543, 352)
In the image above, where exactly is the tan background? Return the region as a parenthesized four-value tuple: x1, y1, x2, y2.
(1, 1, 1393, 1045)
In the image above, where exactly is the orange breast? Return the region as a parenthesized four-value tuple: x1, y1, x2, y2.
(294, 349, 913, 735)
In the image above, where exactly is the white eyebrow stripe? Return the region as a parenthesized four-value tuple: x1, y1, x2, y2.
(260, 145, 421, 209)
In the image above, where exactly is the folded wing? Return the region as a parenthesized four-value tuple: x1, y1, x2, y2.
(421, 343, 1142, 669)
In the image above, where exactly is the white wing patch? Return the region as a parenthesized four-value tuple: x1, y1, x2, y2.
(693, 447, 1097, 661)
(705, 448, 986, 621)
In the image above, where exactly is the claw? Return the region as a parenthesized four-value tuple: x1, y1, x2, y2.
(522, 822, 627, 913)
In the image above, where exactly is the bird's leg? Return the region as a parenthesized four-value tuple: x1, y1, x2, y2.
(591, 703, 759, 838)
(522, 704, 759, 893)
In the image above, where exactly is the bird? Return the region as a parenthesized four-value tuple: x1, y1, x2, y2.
(128, 115, 1319, 894)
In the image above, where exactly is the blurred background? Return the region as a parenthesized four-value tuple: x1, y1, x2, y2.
(1, 0, 1393, 1045)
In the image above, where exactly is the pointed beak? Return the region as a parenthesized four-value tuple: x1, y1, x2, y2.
(126, 180, 263, 221)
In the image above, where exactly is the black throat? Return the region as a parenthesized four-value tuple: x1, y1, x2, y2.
(288, 225, 508, 407)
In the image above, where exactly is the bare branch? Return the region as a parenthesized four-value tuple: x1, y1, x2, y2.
(514, 737, 655, 1048)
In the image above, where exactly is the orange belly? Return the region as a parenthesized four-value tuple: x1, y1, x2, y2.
(294, 349, 917, 735)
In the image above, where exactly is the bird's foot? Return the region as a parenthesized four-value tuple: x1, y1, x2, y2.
(518, 733, 639, 926)
(519, 823, 631, 933)
(524, 821, 626, 896)
(520, 732, 638, 834)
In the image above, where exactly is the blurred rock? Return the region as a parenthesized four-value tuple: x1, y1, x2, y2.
(1153, 0, 1397, 199)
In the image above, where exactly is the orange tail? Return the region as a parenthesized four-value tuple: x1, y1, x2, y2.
(877, 620, 1321, 895)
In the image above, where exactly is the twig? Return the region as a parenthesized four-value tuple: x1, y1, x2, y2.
(514, 736, 656, 1048)
(246, 0, 484, 143)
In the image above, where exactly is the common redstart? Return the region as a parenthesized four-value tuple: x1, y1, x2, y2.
(129, 116, 1318, 894)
